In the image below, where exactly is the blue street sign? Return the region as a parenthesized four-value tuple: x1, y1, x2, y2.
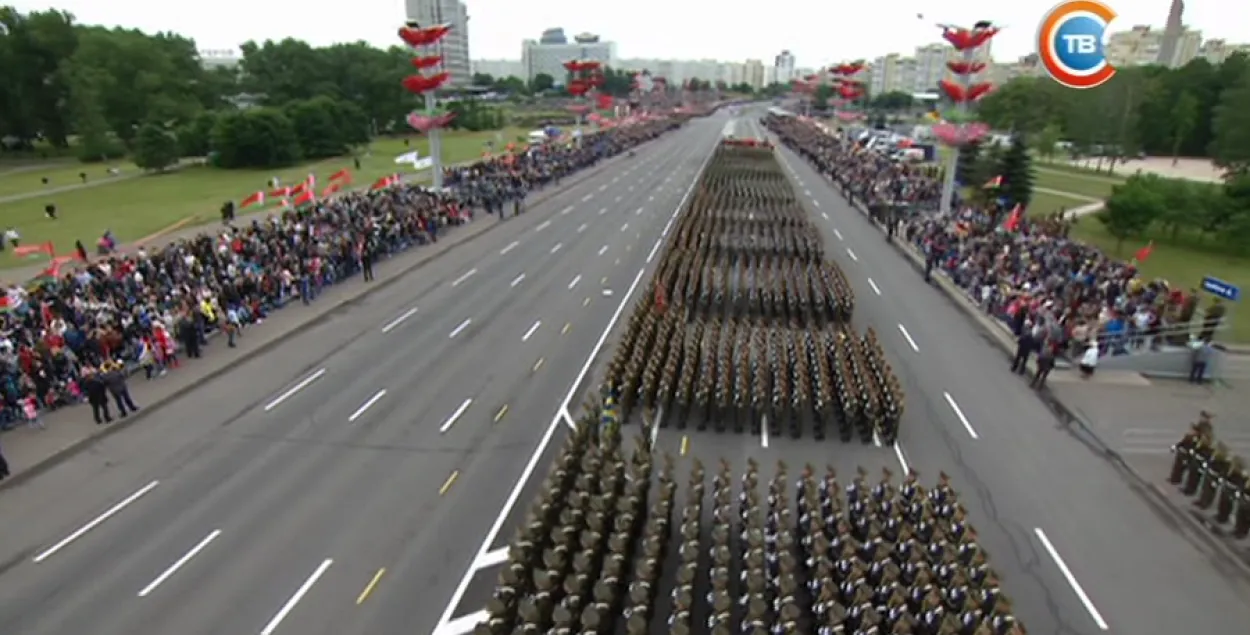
(1201, 276, 1241, 302)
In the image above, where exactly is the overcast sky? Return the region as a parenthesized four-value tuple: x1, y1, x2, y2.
(11, 0, 1250, 66)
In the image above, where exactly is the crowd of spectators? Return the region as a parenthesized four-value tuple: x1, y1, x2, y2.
(765, 114, 1226, 363)
(0, 118, 684, 429)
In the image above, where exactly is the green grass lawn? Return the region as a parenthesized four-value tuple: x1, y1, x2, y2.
(0, 129, 519, 271)
(1034, 167, 1123, 199)
(1067, 219, 1250, 342)
(0, 160, 141, 199)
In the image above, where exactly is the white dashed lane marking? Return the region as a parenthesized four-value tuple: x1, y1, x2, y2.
(510, 273, 526, 287)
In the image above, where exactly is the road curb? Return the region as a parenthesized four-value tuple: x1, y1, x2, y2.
(0, 136, 652, 492)
(785, 150, 1250, 577)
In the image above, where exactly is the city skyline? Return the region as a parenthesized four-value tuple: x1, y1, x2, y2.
(10, 0, 1250, 66)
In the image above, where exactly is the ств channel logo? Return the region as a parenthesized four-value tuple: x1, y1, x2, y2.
(1037, 0, 1118, 89)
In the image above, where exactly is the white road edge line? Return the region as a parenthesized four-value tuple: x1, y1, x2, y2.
(138, 529, 222, 597)
(897, 324, 920, 353)
(646, 239, 662, 263)
(522, 321, 541, 342)
(846, 248, 858, 262)
(568, 275, 581, 290)
(500, 241, 519, 255)
(834, 228, 843, 240)
(348, 389, 387, 422)
(510, 273, 525, 287)
(432, 135, 715, 635)
(381, 307, 418, 333)
(943, 392, 979, 439)
(439, 398, 474, 434)
(264, 369, 327, 411)
(451, 268, 477, 287)
(34, 480, 161, 563)
(1033, 528, 1111, 630)
(892, 443, 910, 474)
(259, 559, 334, 635)
(473, 547, 508, 569)
(821, 211, 829, 219)
(811, 199, 820, 208)
(867, 278, 882, 296)
(449, 318, 472, 338)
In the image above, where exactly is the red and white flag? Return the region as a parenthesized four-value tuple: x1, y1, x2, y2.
(240, 191, 265, 209)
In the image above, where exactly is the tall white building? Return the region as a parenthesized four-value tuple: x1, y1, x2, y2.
(521, 30, 616, 84)
(472, 59, 525, 79)
(773, 50, 796, 84)
(405, 0, 472, 87)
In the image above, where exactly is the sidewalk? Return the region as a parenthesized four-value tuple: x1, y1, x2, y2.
(0, 151, 627, 489)
(831, 177, 1250, 573)
(1046, 379, 1250, 567)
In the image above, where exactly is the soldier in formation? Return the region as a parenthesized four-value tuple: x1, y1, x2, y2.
(1170, 412, 1250, 539)
(475, 420, 1025, 635)
(602, 142, 904, 443)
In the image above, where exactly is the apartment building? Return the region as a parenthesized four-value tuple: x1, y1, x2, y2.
(405, 0, 471, 87)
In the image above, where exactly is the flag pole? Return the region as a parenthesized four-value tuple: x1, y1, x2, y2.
(426, 90, 444, 189)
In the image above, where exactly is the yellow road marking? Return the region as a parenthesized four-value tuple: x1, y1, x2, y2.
(493, 404, 509, 422)
(532, 358, 545, 372)
(561, 323, 571, 334)
(440, 471, 459, 495)
(680, 435, 689, 456)
(583, 297, 590, 307)
(356, 568, 386, 605)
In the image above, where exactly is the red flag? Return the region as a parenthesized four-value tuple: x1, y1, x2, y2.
(1134, 241, 1154, 263)
(240, 191, 265, 209)
(321, 182, 342, 198)
(289, 182, 309, 197)
(329, 169, 351, 183)
(370, 175, 398, 191)
(983, 175, 1003, 189)
(1002, 204, 1023, 232)
(13, 241, 55, 259)
(292, 190, 316, 207)
(269, 186, 291, 198)
(0, 296, 13, 313)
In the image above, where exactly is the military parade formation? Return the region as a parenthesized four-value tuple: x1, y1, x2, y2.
(604, 141, 905, 443)
(473, 416, 1025, 635)
(467, 140, 1029, 634)
(1169, 412, 1250, 540)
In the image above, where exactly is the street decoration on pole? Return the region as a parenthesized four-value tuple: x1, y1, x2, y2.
(828, 61, 868, 123)
(564, 59, 603, 145)
(932, 20, 1001, 216)
(398, 22, 454, 189)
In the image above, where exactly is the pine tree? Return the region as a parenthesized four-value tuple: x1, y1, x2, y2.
(954, 141, 981, 187)
(998, 134, 1035, 208)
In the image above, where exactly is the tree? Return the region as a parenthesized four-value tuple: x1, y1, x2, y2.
(491, 75, 526, 94)
(998, 135, 1034, 209)
(1032, 124, 1063, 162)
(1098, 177, 1166, 253)
(1210, 66, 1250, 177)
(531, 73, 555, 93)
(471, 72, 493, 87)
(131, 121, 180, 171)
(1169, 91, 1199, 165)
(175, 111, 218, 157)
(955, 141, 981, 187)
(870, 91, 914, 111)
(211, 108, 301, 169)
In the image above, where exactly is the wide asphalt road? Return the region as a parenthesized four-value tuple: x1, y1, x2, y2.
(0, 114, 728, 635)
(738, 116, 1250, 635)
